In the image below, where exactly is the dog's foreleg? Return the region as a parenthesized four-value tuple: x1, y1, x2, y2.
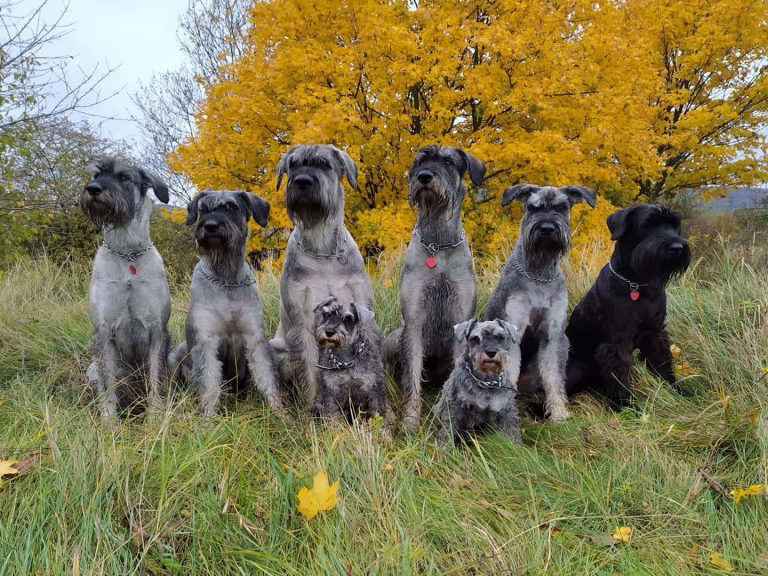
(401, 325, 424, 428)
(538, 331, 570, 422)
(192, 337, 223, 418)
(146, 327, 167, 417)
(92, 329, 120, 421)
(497, 405, 522, 444)
(595, 341, 632, 409)
(639, 329, 676, 387)
(434, 400, 455, 446)
(295, 327, 321, 411)
(246, 336, 287, 418)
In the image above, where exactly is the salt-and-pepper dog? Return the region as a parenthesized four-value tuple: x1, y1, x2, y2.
(486, 184, 596, 422)
(80, 158, 171, 420)
(566, 204, 691, 408)
(434, 319, 521, 445)
(169, 190, 287, 418)
(271, 144, 374, 412)
(312, 296, 389, 427)
(383, 145, 485, 428)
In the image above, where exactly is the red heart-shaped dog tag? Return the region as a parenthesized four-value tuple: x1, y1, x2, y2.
(426, 256, 437, 269)
(630, 290, 639, 301)
(129, 265, 137, 275)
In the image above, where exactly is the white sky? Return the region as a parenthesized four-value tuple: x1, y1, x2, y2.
(28, 0, 188, 146)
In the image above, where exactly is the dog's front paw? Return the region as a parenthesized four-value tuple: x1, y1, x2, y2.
(402, 414, 421, 431)
(547, 405, 571, 422)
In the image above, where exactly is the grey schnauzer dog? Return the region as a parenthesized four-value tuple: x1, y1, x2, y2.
(312, 296, 389, 426)
(486, 183, 596, 421)
(80, 157, 171, 420)
(383, 145, 485, 428)
(271, 144, 374, 412)
(168, 190, 286, 418)
(434, 319, 521, 445)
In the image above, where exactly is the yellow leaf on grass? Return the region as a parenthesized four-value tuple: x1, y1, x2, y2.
(670, 344, 682, 358)
(709, 551, 732, 572)
(612, 526, 632, 543)
(0, 459, 19, 479)
(296, 471, 339, 519)
(730, 484, 767, 503)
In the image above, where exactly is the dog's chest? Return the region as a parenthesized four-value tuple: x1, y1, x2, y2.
(455, 382, 512, 415)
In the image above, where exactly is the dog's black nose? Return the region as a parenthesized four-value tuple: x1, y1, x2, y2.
(86, 182, 103, 196)
(417, 170, 433, 184)
(486, 350, 497, 358)
(538, 222, 556, 235)
(324, 329, 336, 337)
(293, 174, 313, 188)
(668, 241, 685, 254)
(203, 221, 220, 233)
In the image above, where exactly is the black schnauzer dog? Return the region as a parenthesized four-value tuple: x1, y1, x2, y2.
(566, 204, 691, 408)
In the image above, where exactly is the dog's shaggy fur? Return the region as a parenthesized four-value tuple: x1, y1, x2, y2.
(312, 297, 389, 427)
(566, 204, 691, 408)
(434, 319, 521, 444)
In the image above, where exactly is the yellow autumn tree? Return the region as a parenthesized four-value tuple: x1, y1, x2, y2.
(171, 0, 767, 261)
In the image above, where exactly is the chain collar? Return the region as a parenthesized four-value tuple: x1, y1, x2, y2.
(316, 341, 366, 371)
(511, 253, 562, 284)
(102, 241, 153, 262)
(463, 361, 515, 390)
(608, 261, 647, 293)
(295, 230, 349, 264)
(412, 228, 466, 255)
(198, 263, 256, 288)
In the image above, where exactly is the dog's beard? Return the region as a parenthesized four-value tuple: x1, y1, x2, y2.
(521, 221, 571, 269)
(630, 238, 691, 284)
(409, 182, 451, 221)
(471, 354, 506, 377)
(80, 188, 134, 228)
(286, 184, 336, 228)
(315, 328, 349, 351)
(195, 222, 246, 269)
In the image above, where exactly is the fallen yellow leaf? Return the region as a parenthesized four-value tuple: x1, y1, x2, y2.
(670, 344, 682, 358)
(296, 471, 339, 519)
(730, 484, 767, 503)
(612, 526, 632, 543)
(709, 550, 732, 572)
(0, 459, 19, 479)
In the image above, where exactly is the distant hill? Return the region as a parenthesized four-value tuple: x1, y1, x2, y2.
(700, 187, 767, 212)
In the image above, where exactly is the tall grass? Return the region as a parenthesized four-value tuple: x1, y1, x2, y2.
(0, 242, 766, 575)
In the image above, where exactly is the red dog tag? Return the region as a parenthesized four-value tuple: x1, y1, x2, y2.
(129, 265, 137, 275)
(630, 290, 639, 301)
(426, 256, 437, 269)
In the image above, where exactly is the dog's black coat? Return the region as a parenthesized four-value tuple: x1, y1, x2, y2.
(565, 204, 691, 408)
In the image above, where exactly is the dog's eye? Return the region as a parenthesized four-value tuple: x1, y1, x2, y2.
(469, 335, 481, 344)
(226, 203, 237, 211)
(118, 173, 130, 182)
(444, 158, 454, 167)
(342, 313, 355, 325)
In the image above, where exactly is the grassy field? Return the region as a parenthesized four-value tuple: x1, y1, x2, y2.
(0, 242, 767, 576)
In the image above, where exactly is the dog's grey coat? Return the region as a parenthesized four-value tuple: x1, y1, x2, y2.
(486, 184, 596, 421)
(311, 297, 389, 425)
(434, 319, 521, 444)
(169, 190, 286, 417)
(80, 158, 171, 419)
(383, 145, 485, 427)
(271, 144, 374, 411)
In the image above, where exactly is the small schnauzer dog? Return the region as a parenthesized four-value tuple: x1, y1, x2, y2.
(271, 144, 374, 413)
(566, 204, 691, 408)
(311, 296, 389, 427)
(486, 183, 596, 421)
(168, 190, 286, 418)
(383, 144, 486, 428)
(80, 158, 171, 420)
(434, 319, 521, 445)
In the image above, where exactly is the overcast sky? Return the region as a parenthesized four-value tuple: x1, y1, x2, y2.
(28, 0, 188, 146)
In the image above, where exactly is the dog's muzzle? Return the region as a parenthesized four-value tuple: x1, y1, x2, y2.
(475, 351, 504, 375)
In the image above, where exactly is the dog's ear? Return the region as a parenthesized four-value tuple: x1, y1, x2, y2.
(185, 191, 207, 226)
(276, 146, 300, 191)
(334, 148, 359, 191)
(350, 302, 374, 324)
(453, 319, 477, 342)
(138, 168, 170, 204)
(239, 192, 270, 227)
(502, 183, 540, 207)
(561, 185, 596, 209)
(495, 319, 519, 343)
(458, 150, 486, 186)
(607, 206, 636, 241)
(312, 295, 337, 313)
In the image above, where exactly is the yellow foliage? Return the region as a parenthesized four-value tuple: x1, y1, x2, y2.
(169, 0, 768, 262)
(296, 471, 340, 519)
(708, 550, 733, 572)
(612, 526, 632, 543)
(730, 484, 767, 504)
(0, 459, 18, 479)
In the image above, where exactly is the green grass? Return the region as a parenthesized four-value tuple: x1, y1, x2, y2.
(0, 245, 767, 575)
